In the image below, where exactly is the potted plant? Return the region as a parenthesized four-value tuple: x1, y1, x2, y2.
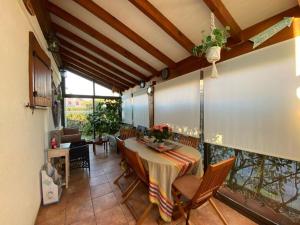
(192, 27, 230, 77)
(149, 124, 172, 144)
(84, 99, 121, 140)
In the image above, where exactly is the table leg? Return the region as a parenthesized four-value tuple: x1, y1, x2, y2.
(93, 143, 96, 155)
(65, 153, 69, 189)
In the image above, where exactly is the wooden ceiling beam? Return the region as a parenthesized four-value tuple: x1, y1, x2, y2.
(60, 47, 133, 87)
(128, 0, 195, 53)
(29, 0, 62, 67)
(73, 0, 176, 67)
(203, 0, 242, 41)
(56, 35, 138, 85)
(65, 62, 126, 91)
(47, 2, 156, 77)
(52, 23, 144, 82)
(62, 55, 129, 90)
(163, 6, 300, 80)
(65, 66, 116, 91)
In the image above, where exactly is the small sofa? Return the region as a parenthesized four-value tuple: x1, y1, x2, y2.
(60, 127, 81, 143)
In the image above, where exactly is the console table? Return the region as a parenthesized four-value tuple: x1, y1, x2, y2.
(47, 143, 70, 188)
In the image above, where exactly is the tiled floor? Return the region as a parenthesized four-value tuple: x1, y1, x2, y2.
(35, 145, 257, 225)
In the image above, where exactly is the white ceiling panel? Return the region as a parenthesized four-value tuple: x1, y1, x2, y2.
(149, 0, 223, 46)
(223, 0, 297, 29)
(51, 15, 152, 76)
(50, 0, 166, 70)
(93, 0, 190, 61)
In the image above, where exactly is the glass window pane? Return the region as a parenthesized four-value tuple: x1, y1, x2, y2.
(95, 83, 120, 97)
(64, 98, 93, 140)
(65, 71, 93, 95)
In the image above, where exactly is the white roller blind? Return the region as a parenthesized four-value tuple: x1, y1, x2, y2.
(204, 38, 300, 161)
(154, 71, 200, 137)
(121, 91, 132, 125)
(132, 90, 149, 128)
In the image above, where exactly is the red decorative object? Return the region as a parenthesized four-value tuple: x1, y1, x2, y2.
(51, 137, 57, 149)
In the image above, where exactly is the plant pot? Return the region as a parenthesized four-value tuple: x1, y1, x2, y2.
(206, 46, 221, 63)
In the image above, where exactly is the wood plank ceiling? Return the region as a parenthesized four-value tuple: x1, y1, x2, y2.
(38, 0, 299, 91)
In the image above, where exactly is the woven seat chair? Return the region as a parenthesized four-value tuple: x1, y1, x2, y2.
(178, 135, 199, 149)
(172, 157, 236, 225)
(121, 147, 153, 225)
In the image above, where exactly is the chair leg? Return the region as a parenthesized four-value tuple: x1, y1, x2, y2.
(121, 179, 141, 204)
(136, 203, 153, 225)
(209, 198, 228, 225)
(121, 177, 138, 197)
(185, 210, 191, 225)
(113, 169, 127, 185)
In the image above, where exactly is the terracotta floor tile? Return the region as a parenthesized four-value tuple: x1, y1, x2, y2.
(35, 208, 65, 225)
(106, 171, 122, 182)
(66, 199, 94, 225)
(36, 203, 66, 224)
(96, 205, 127, 225)
(93, 192, 119, 214)
(89, 174, 108, 186)
(91, 182, 112, 198)
(68, 215, 97, 225)
(90, 169, 105, 178)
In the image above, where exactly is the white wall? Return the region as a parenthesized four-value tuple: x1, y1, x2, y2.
(204, 38, 300, 161)
(0, 1, 60, 224)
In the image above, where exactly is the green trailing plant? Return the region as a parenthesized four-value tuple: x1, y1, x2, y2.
(84, 99, 121, 138)
(192, 27, 230, 57)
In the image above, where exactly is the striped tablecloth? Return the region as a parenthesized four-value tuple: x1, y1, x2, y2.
(124, 138, 203, 222)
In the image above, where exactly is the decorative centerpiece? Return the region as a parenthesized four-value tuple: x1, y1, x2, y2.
(192, 13, 230, 78)
(150, 124, 172, 144)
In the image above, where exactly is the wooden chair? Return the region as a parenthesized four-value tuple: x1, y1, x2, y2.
(121, 147, 153, 225)
(178, 135, 199, 149)
(113, 137, 131, 191)
(120, 127, 136, 140)
(172, 157, 236, 225)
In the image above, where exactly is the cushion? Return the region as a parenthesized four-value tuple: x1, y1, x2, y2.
(173, 175, 202, 200)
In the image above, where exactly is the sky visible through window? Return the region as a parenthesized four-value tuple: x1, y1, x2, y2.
(65, 71, 119, 97)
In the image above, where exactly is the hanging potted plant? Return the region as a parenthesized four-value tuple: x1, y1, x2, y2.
(192, 13, 230, 77)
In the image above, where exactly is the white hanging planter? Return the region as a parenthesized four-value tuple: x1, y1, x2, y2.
(206, 46, 221, 78)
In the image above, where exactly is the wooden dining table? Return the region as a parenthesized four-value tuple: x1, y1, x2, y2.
(124, 138, 203, 222)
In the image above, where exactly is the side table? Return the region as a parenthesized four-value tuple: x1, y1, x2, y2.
(92, 138, 109, 155)
(47, 143, 70, 188)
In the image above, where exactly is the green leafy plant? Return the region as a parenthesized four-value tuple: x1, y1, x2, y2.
(192, 27, 230, 57)
(84, 99, 121, 138)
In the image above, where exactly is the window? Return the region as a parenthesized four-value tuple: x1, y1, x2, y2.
(95, 83, 120, 97)
(65, 71, 93, 95)
(64, 98, 93, 140)
(62, 70, 121, 139)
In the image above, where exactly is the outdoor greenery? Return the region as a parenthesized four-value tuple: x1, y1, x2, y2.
(84, 99, 122, 138)
(192, 27, 230, 57)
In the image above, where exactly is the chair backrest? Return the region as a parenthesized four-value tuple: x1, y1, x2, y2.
(116, 137, 125, 160)
(120, 128, 136, 140)
(124, 147, 148, 184)
(192, 157, 235, 206)
(178, 135, 199, 149)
